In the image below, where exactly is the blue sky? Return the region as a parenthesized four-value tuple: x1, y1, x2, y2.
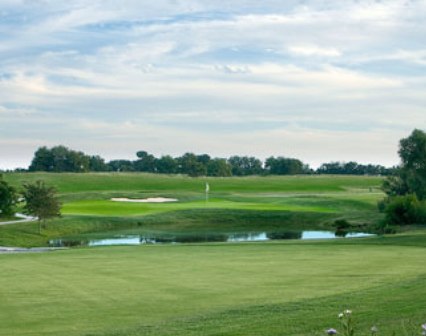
(0, 0, 425, 169)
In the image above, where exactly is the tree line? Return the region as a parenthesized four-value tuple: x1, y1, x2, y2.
(20, 145, 395, 177)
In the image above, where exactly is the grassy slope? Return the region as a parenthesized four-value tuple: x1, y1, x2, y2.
(1, 173, 425, 335)
(1, 173, 383, 247)
(0, 237, 425, 336)
(4, 172, 382, 194)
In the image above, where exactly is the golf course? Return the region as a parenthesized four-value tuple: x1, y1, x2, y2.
(1, 173, 425, 335)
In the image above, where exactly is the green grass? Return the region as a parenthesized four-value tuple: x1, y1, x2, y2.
(4, 172, 383, 194)
(0, 172, 425, 335)
(0, 173, 384, 247)
(0, 238, 425, 336)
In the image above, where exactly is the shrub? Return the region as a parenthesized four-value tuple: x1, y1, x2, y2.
(384, 194, 425, 225)
(333, 219, 351, 230)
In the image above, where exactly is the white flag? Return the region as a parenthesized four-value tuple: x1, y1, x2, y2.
(205, 182, 210, 193)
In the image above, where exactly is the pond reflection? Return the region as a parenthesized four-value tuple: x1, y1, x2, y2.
(49, 230, 374, 247)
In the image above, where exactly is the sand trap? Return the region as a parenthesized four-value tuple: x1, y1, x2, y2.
(111, 197, 178, 203)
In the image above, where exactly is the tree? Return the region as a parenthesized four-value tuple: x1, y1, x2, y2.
(380, 129, 426, 226)
(0, 175, 17, 217)
(28, 146, 54, 171)
(207, 158, 232, 177)
(134, 150, 157, 172)
(384, 194, 425, 225)
(398, 129, 426, 200)
(178, 153, 207, 177)
(383, 129, 426, 200)
(228, 156, 263, 176)
(29, 145, 91, 172)
(89, 155, 108, 172)
(107, 160, 135, 172)
(265, 157, 308, 175)
(22, 181, 61, 234)
(156, 155, 178, 174)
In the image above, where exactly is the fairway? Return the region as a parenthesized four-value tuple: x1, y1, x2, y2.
(1, 173, 384, 247)
(2, 1, 425, 334)
(1, 173, 425, 335)
(1, 240, 426, 336)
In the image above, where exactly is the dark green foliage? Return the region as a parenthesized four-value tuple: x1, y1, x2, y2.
(382, 175, 409, 197)
(27, 145, 396, 177)
(228, 156, 263, 176)
(178, 152, 207, 177)
(384, 194, 425, 225)
(0, 174, 17, 216)
(383, 129, 426, 200)
(108, 160, 135, 172)
(89, 155, 108, 171)
(29, 145, 90, 172)
(207, 158, 232, 177)
(134, 150, 157, 172)
(156, 155, 178, 174)
(317, 161, 393, 175)
(398, 129, 426, 200)
(22, 180, 61, 233)
(333, 219, 351, 230)
(380, 129, 426, 225)
(265, 156, 308, 175)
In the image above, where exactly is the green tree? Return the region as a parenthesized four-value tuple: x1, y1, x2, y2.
(398, 129, 426, 200)
(228, 156, 263, 176)
(22, 181, 61, 234)
(380, 129, 426, 226)
(207, 158, 232, 177)
(178, 153, 207, 177)
(265, 157, 307, 175)
(29, 145, 94, 172)
(0, 175, 17, 217)
(28, 146, 54, 171)
(89, 155, 108, 172)
(383, 129, 426, 200)
(384, 194, 425, 225)
(156, 155, 178, 174)
(135, 151, 157, 172)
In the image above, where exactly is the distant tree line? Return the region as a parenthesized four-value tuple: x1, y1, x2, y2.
(21, 145, 395, 177)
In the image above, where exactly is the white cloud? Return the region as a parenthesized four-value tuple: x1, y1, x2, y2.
(0, 0, 425, 169)
(288, 45, 341, 57)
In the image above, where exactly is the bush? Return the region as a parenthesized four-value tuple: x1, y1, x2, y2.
(333, 219, 351, 230)
(384, 194, 425, 225)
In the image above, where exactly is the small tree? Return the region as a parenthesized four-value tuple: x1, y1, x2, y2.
(22, 180, 61, 234)
(0, 175, 17, 217)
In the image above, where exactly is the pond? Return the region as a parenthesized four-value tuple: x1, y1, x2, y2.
(49, 230, 374, 247)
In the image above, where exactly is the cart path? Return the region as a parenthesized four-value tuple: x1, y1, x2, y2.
(0, 213, 37, 226)
(0, 246, 64, 254)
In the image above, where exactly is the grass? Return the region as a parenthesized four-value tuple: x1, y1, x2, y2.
(4, 172, 383, 194)
(0, 172, 425, 335)
(1, 173, 384, 247)
(0, 238, 425, 336)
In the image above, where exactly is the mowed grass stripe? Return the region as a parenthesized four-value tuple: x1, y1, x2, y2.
(4, 173, 383, 194)
(62, 198, 336, 217)
(0, 243, 425, 336)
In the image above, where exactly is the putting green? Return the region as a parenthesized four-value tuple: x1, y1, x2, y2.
(62, 198, 336, 217)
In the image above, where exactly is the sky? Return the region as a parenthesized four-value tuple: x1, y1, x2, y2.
(0, 0, 425, 170)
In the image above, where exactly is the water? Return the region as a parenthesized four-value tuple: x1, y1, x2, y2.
(49, 230, 374, 247)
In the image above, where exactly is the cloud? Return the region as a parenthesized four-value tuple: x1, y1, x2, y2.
(288, 45, 341, 57)
(0, 0, 425, 169)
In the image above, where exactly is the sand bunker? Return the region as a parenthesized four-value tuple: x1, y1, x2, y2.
(111, 197, 178, 203)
